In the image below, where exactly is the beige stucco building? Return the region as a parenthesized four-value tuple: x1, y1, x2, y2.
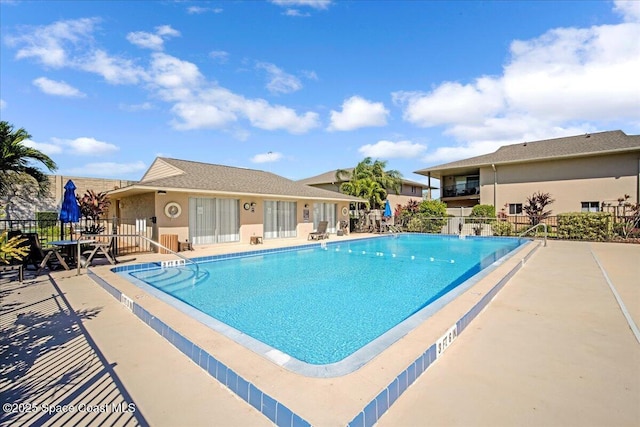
(109, 158, 361, 247)
(297, 168, 435, 208)
(415, 130, 640, 215)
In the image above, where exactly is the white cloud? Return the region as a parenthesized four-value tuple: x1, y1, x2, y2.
(209, 50, 229, 63)
(170, 102, 238, 130)
(328, 96, 389, 131)
(614, 0, 640, 22)
(301, 70, 318, 80)
(66, 161, 147, 177)
(397, 4, 640, 165)
(358, 140, 427, 159)
(256, 62, 303, 94)
(270, 0, 331, 10)
(127, 25, 180, 51)
(284, 9, 310, 17)
(393, 77, 504, 127)
(242, 99, 320, 133)
(148, 52, 204, 100)
(6, 18, 321, 135)
(251, 151, 283, 163)
(33, 77, 85, 97)
(79, 50, 147, 85)
(187, 6, 223, 14)
(156, 25, 180, 37)
(22, 139, 64, 155)
(51, 137, 119, 156)
(0, 99, 6, 110)
(6, 18, 98, 68)
(127, 32, 164, 50)
(119, 102, 154, 112)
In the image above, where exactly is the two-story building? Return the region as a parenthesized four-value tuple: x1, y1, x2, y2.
(415, 130, 640, 215)
(298, 168, 435, 208)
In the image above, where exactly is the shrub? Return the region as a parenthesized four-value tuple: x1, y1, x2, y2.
(523, 192, 555, 225)
(468, 204, 496, 225)
(492, 221, 513, 236)
(406, 213, 447, 233)
(418, 199, 448, 217)
(557, 212, 613, 241)
(470, 204, 495, 218)
(36, 211, 58, 227)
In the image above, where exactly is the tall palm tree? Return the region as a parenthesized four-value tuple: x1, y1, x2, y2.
(0, 121, 57, 197)
(336, 157, 402, 209)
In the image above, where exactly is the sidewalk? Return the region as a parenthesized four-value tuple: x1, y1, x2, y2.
(0, 272, 270, 426)
(378, 240, 640, 426)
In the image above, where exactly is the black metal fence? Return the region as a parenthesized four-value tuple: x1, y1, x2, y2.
(1, 217, 154, 255)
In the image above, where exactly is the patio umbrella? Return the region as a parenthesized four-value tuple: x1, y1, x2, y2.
(59, 179, 81, 239)
(383, 199, 392, 218)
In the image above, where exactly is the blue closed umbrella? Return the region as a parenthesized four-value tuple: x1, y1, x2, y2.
(60, 180, 81, 239)
(383, 199, 392, 218)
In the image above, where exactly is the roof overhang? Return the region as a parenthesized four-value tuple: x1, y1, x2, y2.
(108, 185, 363, 203)
(416, 146, 640, 179)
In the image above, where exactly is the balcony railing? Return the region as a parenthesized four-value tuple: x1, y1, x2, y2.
(442, 184, 480, 198)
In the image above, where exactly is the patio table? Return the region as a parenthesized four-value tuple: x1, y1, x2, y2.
(43, 239, 95, 275)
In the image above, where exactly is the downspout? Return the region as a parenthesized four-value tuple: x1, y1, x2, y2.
(492, 164, 497, 209)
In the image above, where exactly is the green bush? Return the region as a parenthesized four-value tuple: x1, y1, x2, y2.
(470, 204, 495, 218)
(557, 212, 613, 241)
(492, 221, 513, 236)
(406, 214, 447, 233)
(418, 199, 448, 217)
(36, 211, 58, 224)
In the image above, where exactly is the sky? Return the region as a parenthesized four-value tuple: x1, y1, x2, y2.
(1, 0, 639, 194)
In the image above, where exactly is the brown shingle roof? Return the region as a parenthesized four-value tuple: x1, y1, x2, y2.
(298, 168, 433, 189)
(120, 157, 361, 201)
(415, 130, 640, 176)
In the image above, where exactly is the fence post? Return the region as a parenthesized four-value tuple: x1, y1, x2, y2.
(112, 216, 118, 255)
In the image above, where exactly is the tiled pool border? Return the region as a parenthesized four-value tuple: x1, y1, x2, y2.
(88, 236, 540, 427)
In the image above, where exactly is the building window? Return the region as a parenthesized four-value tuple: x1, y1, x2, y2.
(509, 203, 523, 215)
(411, 186, 416, 194)
(581, 201, 599, 212)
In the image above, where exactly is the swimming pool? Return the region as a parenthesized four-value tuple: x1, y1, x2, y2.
(117, 234, 527, 375)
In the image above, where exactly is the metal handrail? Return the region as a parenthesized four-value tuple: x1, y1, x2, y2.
(519, 223, 547, 247)
(138, 234, 201, 282)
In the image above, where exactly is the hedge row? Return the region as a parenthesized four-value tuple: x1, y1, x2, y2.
(557, 212, 613, 241)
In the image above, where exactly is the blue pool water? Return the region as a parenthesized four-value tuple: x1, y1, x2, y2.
(121, 234, 525, 366)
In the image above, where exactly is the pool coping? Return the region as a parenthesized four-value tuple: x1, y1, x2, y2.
(87, 235, 540, 426)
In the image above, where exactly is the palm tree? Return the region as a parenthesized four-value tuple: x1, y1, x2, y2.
(0, 121, 57, 197)
(336, 157, 402, 209)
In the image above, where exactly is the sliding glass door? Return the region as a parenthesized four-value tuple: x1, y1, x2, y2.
(313, 203, 337, 233)
(264, 201, 297, 239)
(189, 197, 239, 244)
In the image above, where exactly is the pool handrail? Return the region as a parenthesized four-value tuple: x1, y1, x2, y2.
(519, 223, 547, 247)
(138, 234, 201, 282)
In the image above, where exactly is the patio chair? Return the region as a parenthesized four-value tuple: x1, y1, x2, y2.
(21, 233, 68, 273)
(308, 221, 329, 240)
(83, 235, 117, 266)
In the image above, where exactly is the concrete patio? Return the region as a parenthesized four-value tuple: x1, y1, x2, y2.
(1, 238, 638, 426)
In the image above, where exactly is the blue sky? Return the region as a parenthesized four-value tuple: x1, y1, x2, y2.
(1, 0, 639, 193)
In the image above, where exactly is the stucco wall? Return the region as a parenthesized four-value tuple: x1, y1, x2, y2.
(125, 192, 353, 246)
(478, 152, 640, 213)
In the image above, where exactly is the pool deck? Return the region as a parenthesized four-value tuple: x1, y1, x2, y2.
(1, 236, 638, 426)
